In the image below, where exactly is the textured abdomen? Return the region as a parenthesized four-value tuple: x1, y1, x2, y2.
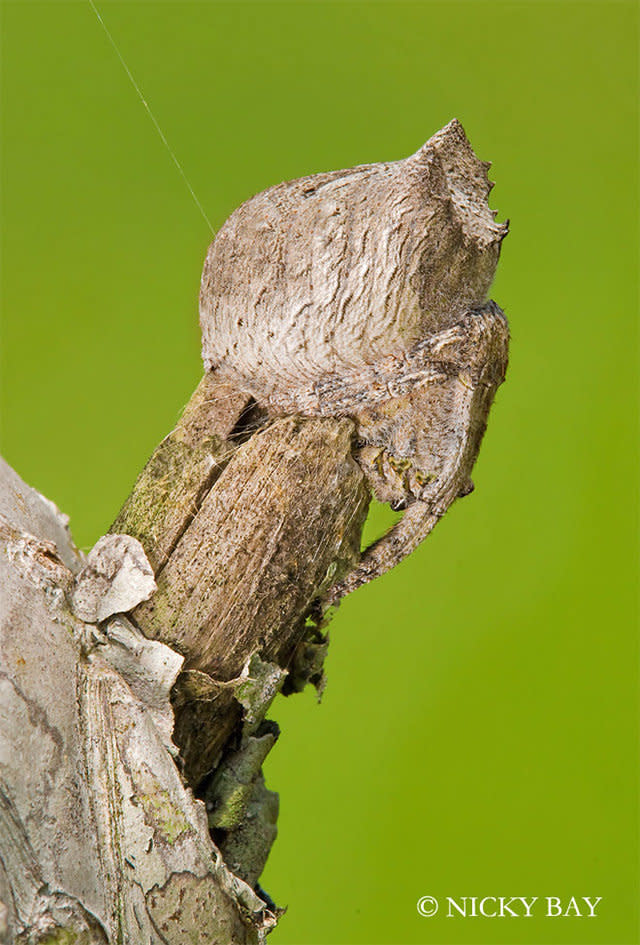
(199, 119, 507, 407)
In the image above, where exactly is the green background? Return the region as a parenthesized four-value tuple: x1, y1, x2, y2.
(1, 2, 637, 943)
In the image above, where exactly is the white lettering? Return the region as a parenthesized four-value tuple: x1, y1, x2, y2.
(520, 897, 538, 917)
(583, 896, 602, 917)
(547, 897, 562, 916)
(479, 897, 497, 917)
(499, 897, 519, 917)
(447, 898, 467, 918)
(444, 894, 599, 919)
(564, 897, 581, 917)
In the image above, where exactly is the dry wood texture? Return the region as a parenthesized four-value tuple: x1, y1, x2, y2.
(0, 459, 275, 943)
(125, 405, 370, 784)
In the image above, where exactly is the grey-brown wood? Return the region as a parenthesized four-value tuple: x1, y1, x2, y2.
(0, 459, 275, 944)
(133, 414, 370, 783)
(111, 373, 255, 572)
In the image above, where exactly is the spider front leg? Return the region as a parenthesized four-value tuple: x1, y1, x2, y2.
(326, 305, 509, 605)
(326, 498, 439, 603)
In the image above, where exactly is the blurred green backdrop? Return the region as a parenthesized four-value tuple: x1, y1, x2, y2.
(1, 2, 637, 943)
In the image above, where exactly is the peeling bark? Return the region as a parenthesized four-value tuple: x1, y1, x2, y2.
(0, 459, 276, 943)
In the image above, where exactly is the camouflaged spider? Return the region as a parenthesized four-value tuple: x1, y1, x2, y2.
(199, 120, 509, 602)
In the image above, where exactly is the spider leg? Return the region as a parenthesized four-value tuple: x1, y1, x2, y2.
(326, 499, 439, 603)
(326, 304, 509, 604)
